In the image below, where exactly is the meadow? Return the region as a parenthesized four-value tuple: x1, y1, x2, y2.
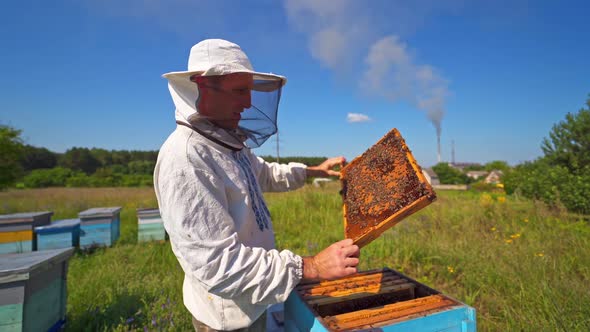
(1, 185, 589, 331)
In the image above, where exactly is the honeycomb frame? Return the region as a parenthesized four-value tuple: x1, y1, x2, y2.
(340, 128, 436, 248)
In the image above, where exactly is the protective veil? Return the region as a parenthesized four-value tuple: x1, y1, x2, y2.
(163, 39, 286, 148)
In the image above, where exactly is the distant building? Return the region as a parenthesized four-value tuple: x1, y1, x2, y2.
(422, 168, 440, 186)
(466, 170, 488, 180)
(484, 170, 504, 184)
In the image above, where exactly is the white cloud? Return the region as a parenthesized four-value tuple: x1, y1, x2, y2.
(347, 113, 372, 123)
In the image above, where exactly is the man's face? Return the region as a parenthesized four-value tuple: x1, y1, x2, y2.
(193, 73, 254, 129)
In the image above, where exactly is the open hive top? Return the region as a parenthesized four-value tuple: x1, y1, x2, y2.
(340, 128, 436, 248)
(294, 268, 460, 331)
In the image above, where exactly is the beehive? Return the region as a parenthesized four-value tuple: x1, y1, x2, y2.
(0, 247, 75, 332)
(284, 268, 476, 331)
(0, 212, 53, 254)
(78, 207, 122, 249)
(137, 208, 166, 243)
(35, 219, 81, 251)
(340, 128, 436, 248)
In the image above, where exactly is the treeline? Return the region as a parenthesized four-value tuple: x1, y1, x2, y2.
(259, 156, 327, 166)
(17, 146, 158, 188)
(0, 130, 331, 189)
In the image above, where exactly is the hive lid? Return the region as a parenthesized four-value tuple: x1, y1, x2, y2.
(340, 128, 436, 248)
(0, 247, 75, 283)
(136, 208, 160, 217)
(0, 211, 53, 225)
(35, 218, 81, 231)
(78, 207, 122, 218)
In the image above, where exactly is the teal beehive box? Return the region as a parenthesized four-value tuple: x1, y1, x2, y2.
(284, 268, 476, 331)
(35, 219, 81, 251)
(137, 208, 166, 243)
(78, 207, 122, 249)
(0, 212, 53, 254)
(0, 247, 75, 332)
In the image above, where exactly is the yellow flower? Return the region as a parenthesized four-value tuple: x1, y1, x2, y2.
(523, 218, 529, 223)
(510, 233, 521, 239)
(505, 239, 513, 244)
(479, 193, 493, 207)
(447, 266, 455, 273)
(497, 196, 506, 203)
(490, 227, 497, 232)
(536, 252, 544, 257)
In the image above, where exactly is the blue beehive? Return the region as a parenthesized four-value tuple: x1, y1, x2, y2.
(35, 219, 81, 251)
(0, 247, 75, 332)
(0, 212, 53, 254)
(137, 208, 166, 243)
(78, 207, 122, 249)
(284, 268, 476, 331)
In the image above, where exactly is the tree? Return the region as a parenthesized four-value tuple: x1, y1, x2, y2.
(541, 95, 590, 173)
(20, 145, 58, 171)
(59, 147, 101, 174)
(432, 162, 470, 184)
(484, 160, 510, 173)
(0, 125, 24, 189)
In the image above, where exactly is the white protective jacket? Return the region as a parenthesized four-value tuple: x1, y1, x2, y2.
(154, 115, 307, 329)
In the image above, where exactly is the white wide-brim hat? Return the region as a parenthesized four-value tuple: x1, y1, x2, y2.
(162, 39, 286, 92)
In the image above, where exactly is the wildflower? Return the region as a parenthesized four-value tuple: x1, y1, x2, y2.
(505, 239, 513, 244)
(497, 196, 506, 203)
(510, 233, 521, 239)
(490, 227, 496, 232)
(536, 252, 544, 257)
(523, 218, 529, 223)
(447, 266, 455, 273)
(126, 317, 135, 324)
(479, 193, 493, 207)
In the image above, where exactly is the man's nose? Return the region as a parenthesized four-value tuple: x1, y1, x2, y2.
(238, 92, 251, 109)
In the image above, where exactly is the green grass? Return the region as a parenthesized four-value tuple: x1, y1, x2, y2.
(1, 185, 589, 331)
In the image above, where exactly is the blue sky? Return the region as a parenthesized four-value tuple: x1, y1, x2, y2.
(1, 0, 589, 167)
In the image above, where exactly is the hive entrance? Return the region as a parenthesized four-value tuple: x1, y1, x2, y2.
(340, 128, 436, 247)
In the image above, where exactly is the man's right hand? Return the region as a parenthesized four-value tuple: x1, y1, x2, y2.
(302, 239, 360, 281)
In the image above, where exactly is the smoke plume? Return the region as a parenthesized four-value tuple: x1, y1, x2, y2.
(285, 0, 450, 156)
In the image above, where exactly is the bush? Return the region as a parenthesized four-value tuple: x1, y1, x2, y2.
(22, 167, 77, 188)
(504, 160, 590, 214)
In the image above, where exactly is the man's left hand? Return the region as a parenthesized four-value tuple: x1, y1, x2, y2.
(306, 156, 346, 178)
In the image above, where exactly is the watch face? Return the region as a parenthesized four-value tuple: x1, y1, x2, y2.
(340, 128, 436, 248)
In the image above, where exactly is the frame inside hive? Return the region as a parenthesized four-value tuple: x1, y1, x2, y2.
(340, 128, 436, 248)
(295, 268, 460, 331)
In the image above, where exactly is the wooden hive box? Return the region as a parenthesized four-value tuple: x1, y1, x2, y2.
(0, 247, 75, 332)
(137, 208, 166, 243)
(34, 219, 81, 251)
(0, 212, 53, 254)
(284, 268, 476, 331)
(340, 128, 436, 248)
(78, 207, 122, 249)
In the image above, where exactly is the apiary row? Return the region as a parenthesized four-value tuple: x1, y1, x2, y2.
(0, 207, 166, 254)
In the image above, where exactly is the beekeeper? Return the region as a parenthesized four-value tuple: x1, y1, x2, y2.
(154, 39, 360, 331)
